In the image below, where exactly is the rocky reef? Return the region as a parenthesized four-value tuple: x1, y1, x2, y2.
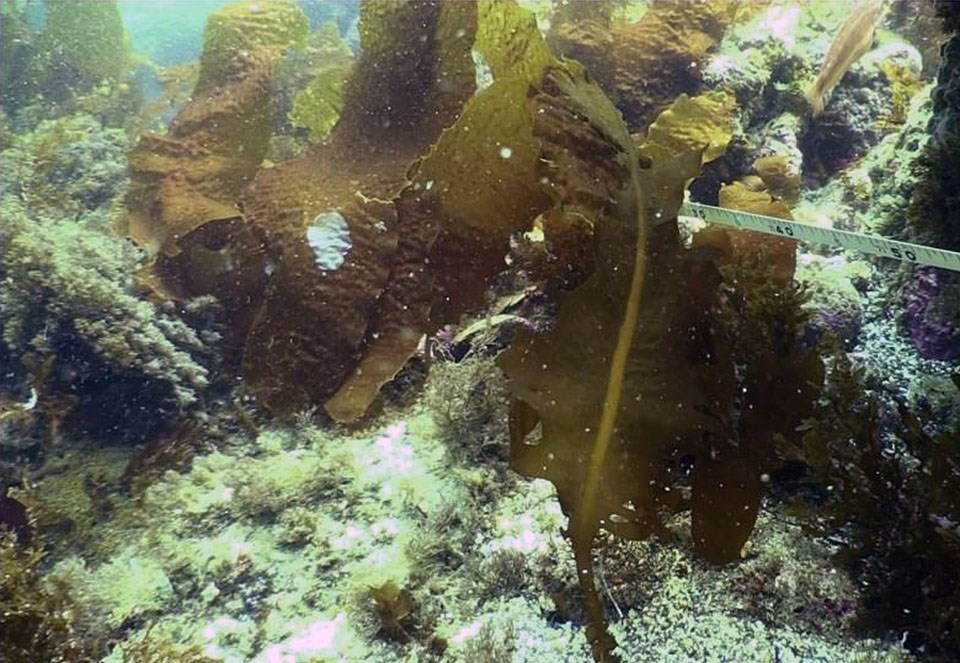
(0, 115, 218, 474)
(902, 1, 960, 360)
(1, 2, 959, 662)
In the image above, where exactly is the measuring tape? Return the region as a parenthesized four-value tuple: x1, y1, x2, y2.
(679, 202, 960, 273)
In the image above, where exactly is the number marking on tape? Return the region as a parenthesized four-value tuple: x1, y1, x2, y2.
(679, 202, 960, 272)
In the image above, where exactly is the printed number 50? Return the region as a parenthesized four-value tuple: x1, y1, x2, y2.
(890, 246, 917, 261)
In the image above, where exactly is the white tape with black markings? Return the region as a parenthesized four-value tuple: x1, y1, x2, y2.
(679, 201, 960, 273)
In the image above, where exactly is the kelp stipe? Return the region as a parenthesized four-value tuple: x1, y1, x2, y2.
(499, 85, 737, 660)
(569, 146, 652, 663)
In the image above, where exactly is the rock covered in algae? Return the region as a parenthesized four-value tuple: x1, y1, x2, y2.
(25, 0, 127, 105)
(0, 115, 213, 438)
(903, 5, 960, 360)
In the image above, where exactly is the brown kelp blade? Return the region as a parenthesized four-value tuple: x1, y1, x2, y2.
(125, 0, 310, 356)
(324, 0, 558, 421)
(239, 0, 480, 417)
(499, 76, 737, 658)
(547, 0, 742, 132)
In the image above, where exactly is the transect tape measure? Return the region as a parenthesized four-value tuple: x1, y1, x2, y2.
(678, 201, 960, 273)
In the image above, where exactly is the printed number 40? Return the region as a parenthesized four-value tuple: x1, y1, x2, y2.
(775, 224, 794, 237)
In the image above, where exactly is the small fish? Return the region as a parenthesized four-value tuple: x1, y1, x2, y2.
(806, 0, 886, 116)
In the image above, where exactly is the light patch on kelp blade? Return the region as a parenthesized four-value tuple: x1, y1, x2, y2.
(306, 210, 352, 270)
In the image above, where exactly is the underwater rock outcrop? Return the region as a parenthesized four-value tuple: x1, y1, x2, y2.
(904, 267, 960, 361)
(30, 0, 127, 99)
(0, 0, 140, 128)
(0, 115, 213, 446)
(802, 359, 960, 657)
(903, 2, 960, 360)
(0, 5, 33, 115)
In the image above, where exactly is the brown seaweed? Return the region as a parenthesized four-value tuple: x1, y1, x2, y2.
(499, 104, 823, 658)
(547, 0, 745, 132)
(125, 0, 309, 354)
(499, 86, 739, 659)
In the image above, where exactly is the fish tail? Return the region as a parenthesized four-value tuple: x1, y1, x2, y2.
(805, 80, 825, 116)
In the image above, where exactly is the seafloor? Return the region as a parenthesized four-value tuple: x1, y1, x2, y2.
(1, 1, 959, 662)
